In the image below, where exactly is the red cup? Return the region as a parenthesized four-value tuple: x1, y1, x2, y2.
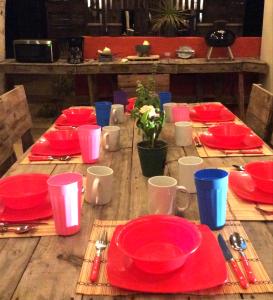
(78, 125, 101, 163)
(47, 172, 83, 236)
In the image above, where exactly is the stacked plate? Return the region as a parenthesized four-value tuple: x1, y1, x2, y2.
(0, 174, 52, 222)
(199, 123, 263, 150)
(229, 161, 273, 204)
(55, 107, 96, 127)
(107, 215, 228, 293)
(31, 129, 81, 156)
(190, 103, 235, 122)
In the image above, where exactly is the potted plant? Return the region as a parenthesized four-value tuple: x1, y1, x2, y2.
(132, 80, 167, 177)
(151, 0, 190, 36)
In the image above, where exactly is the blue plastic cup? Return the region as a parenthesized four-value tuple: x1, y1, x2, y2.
(95, 101, 112, 127)
(194, 168, 228, 230)
(159, 91, 172, 111)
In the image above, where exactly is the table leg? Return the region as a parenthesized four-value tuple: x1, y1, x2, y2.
(87, 75, 97, 105)
(238, 72, 245, 120)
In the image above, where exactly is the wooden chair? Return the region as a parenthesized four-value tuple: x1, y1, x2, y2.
(245, 84, 273, 146)
(0, 85, 34, 176)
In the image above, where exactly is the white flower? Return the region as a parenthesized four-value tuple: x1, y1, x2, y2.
(139, 105, 156, 118)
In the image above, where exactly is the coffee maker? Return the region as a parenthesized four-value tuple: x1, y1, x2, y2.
(67, 37, 84, 64)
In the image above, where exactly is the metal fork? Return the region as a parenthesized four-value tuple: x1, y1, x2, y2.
(90, 230, 108, 282)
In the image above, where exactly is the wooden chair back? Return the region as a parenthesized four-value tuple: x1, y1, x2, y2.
(0, 85, 34, 176)
(245, 84, 273, 145)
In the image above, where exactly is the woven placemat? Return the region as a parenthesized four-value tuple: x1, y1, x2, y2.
(224, 168, 273, 221)
(193, 129, 273, 158)
(76, 220, 273, 296)
(0, 187, 86, 238)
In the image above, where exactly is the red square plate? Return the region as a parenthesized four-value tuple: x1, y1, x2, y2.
(199, 132, 263, 150)
(107, 224, 228, 293)
(190, 107, 235, 122)
(55, 114, 96, 127)
(229, 171, 273, 204)
(0, 198, 52, 222)
(30, 139, 81, 156)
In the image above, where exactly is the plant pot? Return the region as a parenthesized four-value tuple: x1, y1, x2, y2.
(135, 45, 150, 57)
(137, 140, 168, 177)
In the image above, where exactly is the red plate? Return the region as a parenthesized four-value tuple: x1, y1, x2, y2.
(229, 171, 273, 204)
(107, 224, 227, 293)
(190, 108, 235, 122)
(31, 139, 81, 156)
(55, 114, 96, 127)
(0, 197, 52, 222)
(199, 132, 263, 150)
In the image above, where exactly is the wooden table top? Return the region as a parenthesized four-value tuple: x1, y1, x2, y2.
(0, 114, 272, 300)
(0, 58, 268, 75)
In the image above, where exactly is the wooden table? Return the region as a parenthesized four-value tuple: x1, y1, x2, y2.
(0, 58, 268, 119)
(0, 115, 272, 300)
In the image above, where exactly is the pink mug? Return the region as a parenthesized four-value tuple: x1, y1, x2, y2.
(47, 172, 83, 236)
(78, 125, 101, 163)
(172, 105, 190, 122)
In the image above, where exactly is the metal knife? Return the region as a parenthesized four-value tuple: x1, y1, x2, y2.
(218, 234, 249, 289)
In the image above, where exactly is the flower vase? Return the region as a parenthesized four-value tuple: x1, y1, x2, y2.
(137, 140, 168, 177)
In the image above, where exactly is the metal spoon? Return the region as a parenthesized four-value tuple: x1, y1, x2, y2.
(229, 232, 257, 283)
(0, 225, 35, 234)
(232, 164, 245, 171)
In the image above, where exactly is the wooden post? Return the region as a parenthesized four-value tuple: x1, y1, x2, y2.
(238, 72, 245, 120)
(87, 75, 97, 105)
(0, 0, 6, 94)
(261, 0, 273, 92)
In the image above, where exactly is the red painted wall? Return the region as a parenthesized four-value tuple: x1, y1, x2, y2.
(83, 36, 261, 59)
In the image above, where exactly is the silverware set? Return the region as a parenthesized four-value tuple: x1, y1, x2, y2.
(218, 233, 257, 289)
(29, 155, 72, 161)
(0, 222, 48, 234)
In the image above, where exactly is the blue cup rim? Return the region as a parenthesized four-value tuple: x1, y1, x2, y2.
(194, 168, 228, 181)
(95, 101, 112, 107)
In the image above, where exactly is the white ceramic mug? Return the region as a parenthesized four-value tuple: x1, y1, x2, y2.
(110, 104, 125, 124)
(85, 166, 113, 205)
(175, 121, 193, 146)
(148, 176, 190, 215)
(163, 102, 178, 123)
(102, 126, 120, 151)
(178, 156, 204, 193)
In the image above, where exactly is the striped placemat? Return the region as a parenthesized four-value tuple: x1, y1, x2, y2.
(76, 220, 273, 296)
(193, 129, 273, 158)
(0, 186, 86, 238)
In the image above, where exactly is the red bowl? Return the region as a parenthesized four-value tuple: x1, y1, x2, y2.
(208, 123, 251, 145)
(62, 107, 93, 123)
(43, 129, 79, 150)
(193, 104, 223, 119)
(245, 161, 273, 194)
(0, 174, 49, 210)
(115, 215, 202, 274)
